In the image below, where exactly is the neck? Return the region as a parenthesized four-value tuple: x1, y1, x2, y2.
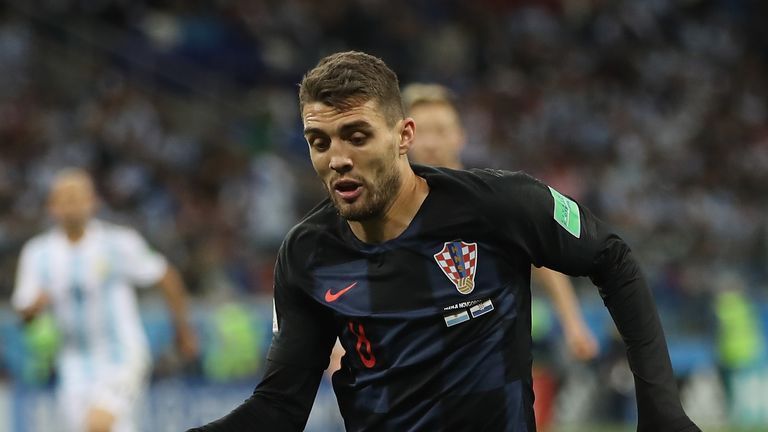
(63, 223, 87, 243)
(448, 160, 463, 170)
(348, 169, 429, 244)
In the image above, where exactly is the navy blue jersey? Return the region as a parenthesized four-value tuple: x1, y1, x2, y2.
(191, 165, 698, 432)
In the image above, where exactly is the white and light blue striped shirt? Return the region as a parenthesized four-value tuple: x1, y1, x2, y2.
(12, 219, 167, 388)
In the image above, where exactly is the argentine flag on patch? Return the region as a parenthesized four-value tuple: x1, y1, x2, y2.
(444, 310, 470, 327)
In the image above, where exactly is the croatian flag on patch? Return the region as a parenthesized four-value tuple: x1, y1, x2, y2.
(470, 299, 494, 318)
(434, 240, 478, 295)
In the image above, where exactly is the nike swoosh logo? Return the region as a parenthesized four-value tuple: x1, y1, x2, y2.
(325, 282, 358, 302)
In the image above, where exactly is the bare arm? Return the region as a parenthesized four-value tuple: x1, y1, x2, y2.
(13, 242, 49, 324)
(327, 339, 345, 376)
(157, 264, 198, 360)
(532, 266, 598, 361)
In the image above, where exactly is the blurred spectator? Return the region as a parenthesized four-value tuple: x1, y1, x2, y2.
(0, 0, 765, 305)
(10, 168, 198, 432)
(0, 1, 767, 428)
(714, 270, 767, 425)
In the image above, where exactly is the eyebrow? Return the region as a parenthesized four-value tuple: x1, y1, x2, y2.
(303, 126, 325, 137)
(339, 120, 374, 135)
(303, 120, 374, 137)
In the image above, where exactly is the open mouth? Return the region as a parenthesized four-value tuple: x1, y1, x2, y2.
(333, 179, 363, 201)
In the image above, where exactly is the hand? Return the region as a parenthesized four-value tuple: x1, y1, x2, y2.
(175, 325, 200, 362)
(564, 323, 598, 361)
(20, 292, 51, 323)
(326, 340, 345, 376)
(37, 292, 51, 309)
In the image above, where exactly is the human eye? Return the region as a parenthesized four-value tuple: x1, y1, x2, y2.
(348, 132, 368, 146)
(308, 136, 330, 151)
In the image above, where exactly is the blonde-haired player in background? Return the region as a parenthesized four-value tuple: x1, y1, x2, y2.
(402, 83, 598, 362)
(12, 168, 198, 432)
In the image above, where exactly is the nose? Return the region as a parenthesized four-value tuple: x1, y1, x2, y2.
(329, 145, 353, 174)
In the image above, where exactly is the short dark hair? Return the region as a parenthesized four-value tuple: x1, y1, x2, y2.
(299, 51, 405, 125)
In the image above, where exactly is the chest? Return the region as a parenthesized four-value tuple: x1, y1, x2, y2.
(306, 238, 528, 318)
(39, 238, 121, 299)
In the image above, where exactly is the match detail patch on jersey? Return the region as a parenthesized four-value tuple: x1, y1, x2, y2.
(470, 299, 494, 318)
(434, 241, 478, 295)
(548, 186, 581, 238)
(442, 298, 494, 327)
(444, 310, 470, 327)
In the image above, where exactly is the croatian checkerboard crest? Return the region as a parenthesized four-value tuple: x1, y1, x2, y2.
(434, 241, 478, 295)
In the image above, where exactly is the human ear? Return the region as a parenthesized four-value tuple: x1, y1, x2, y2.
(398, 118, 416, 155)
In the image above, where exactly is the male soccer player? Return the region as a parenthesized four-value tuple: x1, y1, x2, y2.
(190, 51, 699, 431)
(12, 168, 198, 432)
(403, 82, 597, 361)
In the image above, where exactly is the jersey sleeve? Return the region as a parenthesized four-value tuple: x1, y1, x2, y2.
(12, 241, 44, 311)
(267, 240, 337, 369)
(482, 170, 698, 431)
(478, 169, 608, 276)
(118, 229, 168, 288)
(187, 358, 326, 432)
(187, 238, 335, 431)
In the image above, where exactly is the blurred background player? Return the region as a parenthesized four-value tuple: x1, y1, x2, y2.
(402, 82, 598, 362)
(11, 168, 199, 432)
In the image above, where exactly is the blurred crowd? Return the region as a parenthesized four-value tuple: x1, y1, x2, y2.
(1, 0, 767, 334)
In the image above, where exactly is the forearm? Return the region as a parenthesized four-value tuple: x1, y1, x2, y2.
(532, 267, 585, 330)
(189, 359, 324, 432)
(157, 265, 192, 331)
(592, 238, 697, 431)
(16, 293, 49, 324)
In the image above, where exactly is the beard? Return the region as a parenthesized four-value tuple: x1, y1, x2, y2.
(327, 158, 402, 222)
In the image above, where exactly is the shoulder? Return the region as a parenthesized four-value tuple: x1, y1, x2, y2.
(278, 199, 338, 271)
(415, 163, 535, 188)
(93, 219, 148, 247)
(284, 199, 338, 248)
(95, 219, 132, 236)
(465, 167, 541, 191)
(414, 164, 543, 203)
(21, 231, 55, 255)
